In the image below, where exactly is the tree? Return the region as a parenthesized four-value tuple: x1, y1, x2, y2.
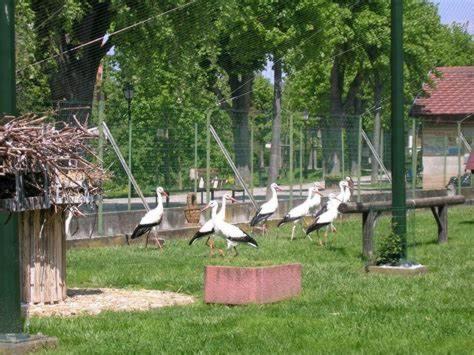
(30, 0, 113, 109)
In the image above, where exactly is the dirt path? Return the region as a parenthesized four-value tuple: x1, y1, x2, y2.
(28, 288, 195, 317)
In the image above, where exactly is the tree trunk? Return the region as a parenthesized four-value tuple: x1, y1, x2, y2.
(268, 59, 282, 195)
(323, 56, 344, 176)
(228, 73, 254, 182)
(32, 0, 112, 121)
(371, 76, 383, 183)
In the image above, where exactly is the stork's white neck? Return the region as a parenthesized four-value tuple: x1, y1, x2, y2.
(269, 186, 278, 203)
(210, 204, 219, 221)
(218, 196, 227, 219)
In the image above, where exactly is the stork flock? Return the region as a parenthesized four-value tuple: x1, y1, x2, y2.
(129, 177, 354, 256)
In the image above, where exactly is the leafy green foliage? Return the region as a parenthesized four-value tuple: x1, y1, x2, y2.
(376, 232, 403, 265)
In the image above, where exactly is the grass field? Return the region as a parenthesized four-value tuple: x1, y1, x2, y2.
(31, 207, 473, 354)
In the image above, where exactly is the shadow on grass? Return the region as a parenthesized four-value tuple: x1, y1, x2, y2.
(326, 245, 348, 256)
(408, 239, 439, 248)
(458, 220, 474, 225)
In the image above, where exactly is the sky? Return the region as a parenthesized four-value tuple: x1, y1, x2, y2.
(262, 0, 473, 81)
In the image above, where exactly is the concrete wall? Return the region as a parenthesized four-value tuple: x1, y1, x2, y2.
(68, 188, 457, 247)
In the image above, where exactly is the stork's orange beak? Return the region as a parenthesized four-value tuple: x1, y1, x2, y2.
(161, 191, 169, 198)
(200, 204, 211, 212)
(227, 196, 238, 203)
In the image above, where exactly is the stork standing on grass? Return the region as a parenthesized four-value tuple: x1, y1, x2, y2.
(201, 200, 258, 256)
(188, 193, 237, 256)
(128, 187, 168, 245)
(306, 193, 341, 245)
(250, 183, 282, 234)
(278, 185, 322, 240)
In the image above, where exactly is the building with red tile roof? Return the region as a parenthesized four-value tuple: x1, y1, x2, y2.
(411, 66, 474, 119)
(411, 66, 473, 189)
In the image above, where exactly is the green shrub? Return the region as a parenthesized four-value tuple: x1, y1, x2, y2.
(376, 232, 402, 265)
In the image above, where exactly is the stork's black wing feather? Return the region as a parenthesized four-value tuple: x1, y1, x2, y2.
(189, 229, 215, 245)
(130, 222, 158, 240)
(277, 214, 301, 227)
(227, 233, 258, 248)
(312, 203, 327, 219)
(306, 220, 330, 235)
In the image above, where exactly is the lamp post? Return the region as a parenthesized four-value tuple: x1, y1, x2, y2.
(303, 110, 309, 179)
(123, 83, 134, 211)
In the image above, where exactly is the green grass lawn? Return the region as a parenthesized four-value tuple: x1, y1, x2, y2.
(32, 207, 473, 354)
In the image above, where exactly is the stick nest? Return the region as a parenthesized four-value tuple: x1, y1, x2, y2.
(0, 113, 108, 204)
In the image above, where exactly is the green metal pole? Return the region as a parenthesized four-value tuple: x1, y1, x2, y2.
(127, 100, 132, 210)
(250, 121, 254, 195)
(0, 0, 22, 334)
(341, 128, 345, 178)
(379, 129, 384, 181)
(391, 0, 407, 259)
(443, 135, 448, 186)
(357, 116, 362, 203)
(457, 122, 462, 194)
(194, 123, 198, 193)
(411, 119, 417, 198)
(289, 113, 294, 208)
(98, 91, 105, 236)
(299, 127, 303, 197)
(206, 110, 211, 203)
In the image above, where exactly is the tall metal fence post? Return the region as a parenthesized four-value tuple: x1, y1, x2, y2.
(299, 127, 303, 197)
(250, 120, 254, 195)
(289, 113, 294, 208)
(341, 128, 345, 178)
(194, 123, 198, 193)
(411, 119, 417, 198)
(379, 128, 384, 181)
(206, 109, 212, 203)
(0, 0, 22, 333)
(127, 99, 132, 211)
(97, 91, 105, 236)
(457, 122, 462, 194)
(391, 0, 407, 258)
(357, 116, 362, 202)
(443, 135, 448, 185)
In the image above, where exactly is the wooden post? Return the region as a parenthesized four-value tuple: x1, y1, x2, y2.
(362, 209, 381, 259)
(431, 205, 448, 243)
(19, 208, 66, 304)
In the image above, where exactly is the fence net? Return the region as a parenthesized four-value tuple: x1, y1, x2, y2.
(11, 0, 473, 253)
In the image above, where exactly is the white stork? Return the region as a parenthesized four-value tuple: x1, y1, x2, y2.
(338, 176, 354, 203)
(306, 193, 341, 245)
(188, 193, 237, 256)
(250, 182, 282, 234)
(278, 185, 322, 240)
(308, 182, 323, 212)
(202, 200, 258, 256)
(129, 187, 168, 243)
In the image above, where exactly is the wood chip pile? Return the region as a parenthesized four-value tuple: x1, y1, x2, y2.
(0, 113, 107, 205)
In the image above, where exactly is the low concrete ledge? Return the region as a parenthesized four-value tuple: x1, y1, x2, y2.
(366, 264, 428, 276)
(0, 334, 57, 354)
(204, 263, 302, 305)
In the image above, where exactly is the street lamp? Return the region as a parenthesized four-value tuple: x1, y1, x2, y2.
(123, 83, 134, 210)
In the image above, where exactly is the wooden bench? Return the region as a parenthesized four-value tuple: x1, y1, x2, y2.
(338, 195, 466, 258)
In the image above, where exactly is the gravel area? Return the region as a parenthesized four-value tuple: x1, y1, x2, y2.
(27, 288, 195, 317)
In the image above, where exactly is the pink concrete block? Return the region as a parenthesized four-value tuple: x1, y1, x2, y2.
(204, 263, 302, 304)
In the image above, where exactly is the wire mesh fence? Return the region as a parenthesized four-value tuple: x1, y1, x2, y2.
(10, 0, 473, 246)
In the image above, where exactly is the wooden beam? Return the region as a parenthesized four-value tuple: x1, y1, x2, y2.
(339, 195, 465, 214)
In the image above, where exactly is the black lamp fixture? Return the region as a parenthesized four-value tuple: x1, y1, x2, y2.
(123, 83, 134, 102)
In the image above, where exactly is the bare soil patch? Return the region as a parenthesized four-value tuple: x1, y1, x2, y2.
(28, 288, 195, 317)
